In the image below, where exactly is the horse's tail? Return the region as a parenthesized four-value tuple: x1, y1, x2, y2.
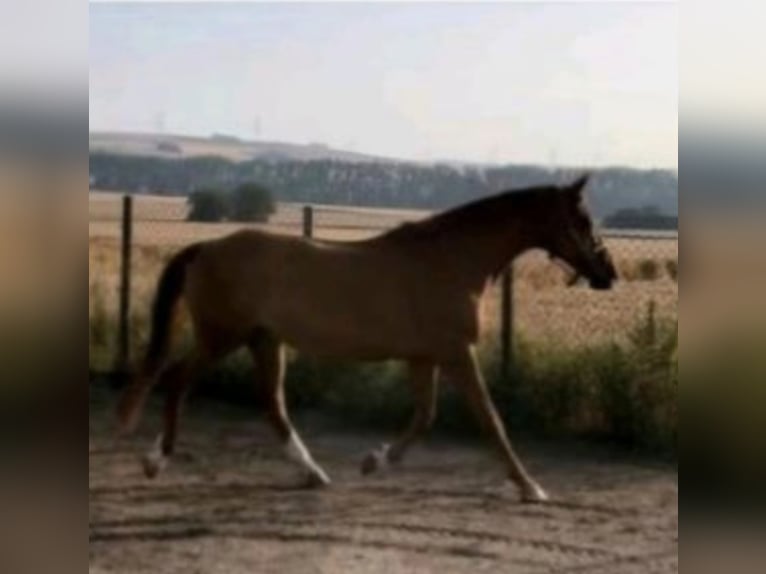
(116, 243, 202, 435)
(143, 243, 202, 375)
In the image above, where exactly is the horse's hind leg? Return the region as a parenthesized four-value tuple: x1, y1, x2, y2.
(361, 360, 438, 475)
(142, 349, 207, 479)
(249, 331, 331, 488)
(441, 346, 549, 504)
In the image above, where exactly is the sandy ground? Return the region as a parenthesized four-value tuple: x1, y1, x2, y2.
(89, 387, 677, 574)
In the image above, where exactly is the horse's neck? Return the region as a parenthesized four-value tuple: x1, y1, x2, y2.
(439, 209, 539, 294)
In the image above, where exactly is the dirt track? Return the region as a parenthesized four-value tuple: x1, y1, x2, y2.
(89, 388, 677, 573)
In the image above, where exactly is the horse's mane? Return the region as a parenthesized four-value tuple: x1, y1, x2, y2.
(379, 184, 557, 244)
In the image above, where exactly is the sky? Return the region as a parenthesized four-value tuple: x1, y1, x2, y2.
(89, 2, 678, 169)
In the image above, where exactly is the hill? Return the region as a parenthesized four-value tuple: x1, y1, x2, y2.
(89, 132, 391, 163)
(89, 132, 677, 220)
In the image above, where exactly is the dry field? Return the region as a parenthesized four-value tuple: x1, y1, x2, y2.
(89, 192, 677, 353)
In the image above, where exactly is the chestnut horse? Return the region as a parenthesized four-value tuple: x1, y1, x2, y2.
(117, 175, 616, 503)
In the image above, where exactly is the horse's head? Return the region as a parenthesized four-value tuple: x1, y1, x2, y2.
(545, 175, 617, 290)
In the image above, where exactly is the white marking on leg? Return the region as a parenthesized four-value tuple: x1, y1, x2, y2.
(361, 443, 392, 475)
(285, 432, 330, 486)
(372, 443, 391, 472)
(142, 434, 168, 479)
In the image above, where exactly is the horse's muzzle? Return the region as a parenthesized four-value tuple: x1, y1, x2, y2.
(588, 247, 617, 290)
(589, 276, 614, 290)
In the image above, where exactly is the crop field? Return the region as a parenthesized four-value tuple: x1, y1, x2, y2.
(89, 192, 677, 357)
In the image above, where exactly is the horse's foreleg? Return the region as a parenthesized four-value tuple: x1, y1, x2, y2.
(442, 347, 549, 504)
(249, 334, 330, 488)
(361, 360, 438, 475)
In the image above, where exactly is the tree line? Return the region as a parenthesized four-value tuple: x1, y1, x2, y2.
(89, 152, 678, 221)
(603, 206, 677, 230)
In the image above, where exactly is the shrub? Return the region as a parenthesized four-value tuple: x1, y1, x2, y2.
(89, 280, 116, 371)
(230, 183, 275, 223)
(665, 259, 678, 282)
(609, 301, 677, 452)
(187, 183, 276, 223)
(188, 188, 228, 222)
(486, 300, 677, 455)
(636, 258, 660, 281)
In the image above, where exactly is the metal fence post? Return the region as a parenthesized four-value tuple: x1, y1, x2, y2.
(500, 264, 514, 378)
(116, 194, 133, 376)
(303, 205, 314, 238)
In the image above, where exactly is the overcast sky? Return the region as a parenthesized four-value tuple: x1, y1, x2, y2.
(90, 2, 678, 168)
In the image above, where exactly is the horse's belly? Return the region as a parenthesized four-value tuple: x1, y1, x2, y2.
(262, 292, 422, 359)
(284, 333, 417, 360)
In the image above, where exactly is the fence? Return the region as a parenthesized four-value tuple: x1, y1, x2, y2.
(89, 192, 678, 377)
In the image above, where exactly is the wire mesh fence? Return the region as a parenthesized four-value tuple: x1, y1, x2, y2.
(88, 192, 678, 374)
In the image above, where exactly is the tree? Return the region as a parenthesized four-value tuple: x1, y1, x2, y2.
(603, 205, 678, 231)
(188, 188, 228, 222)
(230, 183, 275, 223)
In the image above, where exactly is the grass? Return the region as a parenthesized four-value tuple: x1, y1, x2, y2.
(89, 279, 117, 372)
(475, 302, 676, 455)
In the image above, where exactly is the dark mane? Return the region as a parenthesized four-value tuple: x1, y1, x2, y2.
(380, 184, 557, 243)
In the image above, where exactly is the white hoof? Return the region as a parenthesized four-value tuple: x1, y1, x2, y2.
(142, 451, 167, 479)
(520, 481, 550, 504)
(142, 435, 168, 479)
(285, 432, 330, 488)
(305, 468, 332, 489)
(361, 443, 391, 476)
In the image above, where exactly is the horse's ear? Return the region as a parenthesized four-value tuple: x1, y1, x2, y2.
(564, 173, 590, 204)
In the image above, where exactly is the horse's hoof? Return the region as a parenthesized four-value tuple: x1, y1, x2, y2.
(142, 453, 166, 480)
(520, 482, 550, 504)
(141, 435, 167, 479)
(360, 444, 391, 476)
(304, 469, 332, 489)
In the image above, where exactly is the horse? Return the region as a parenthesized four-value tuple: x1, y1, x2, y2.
(116, 174, 617, 503)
